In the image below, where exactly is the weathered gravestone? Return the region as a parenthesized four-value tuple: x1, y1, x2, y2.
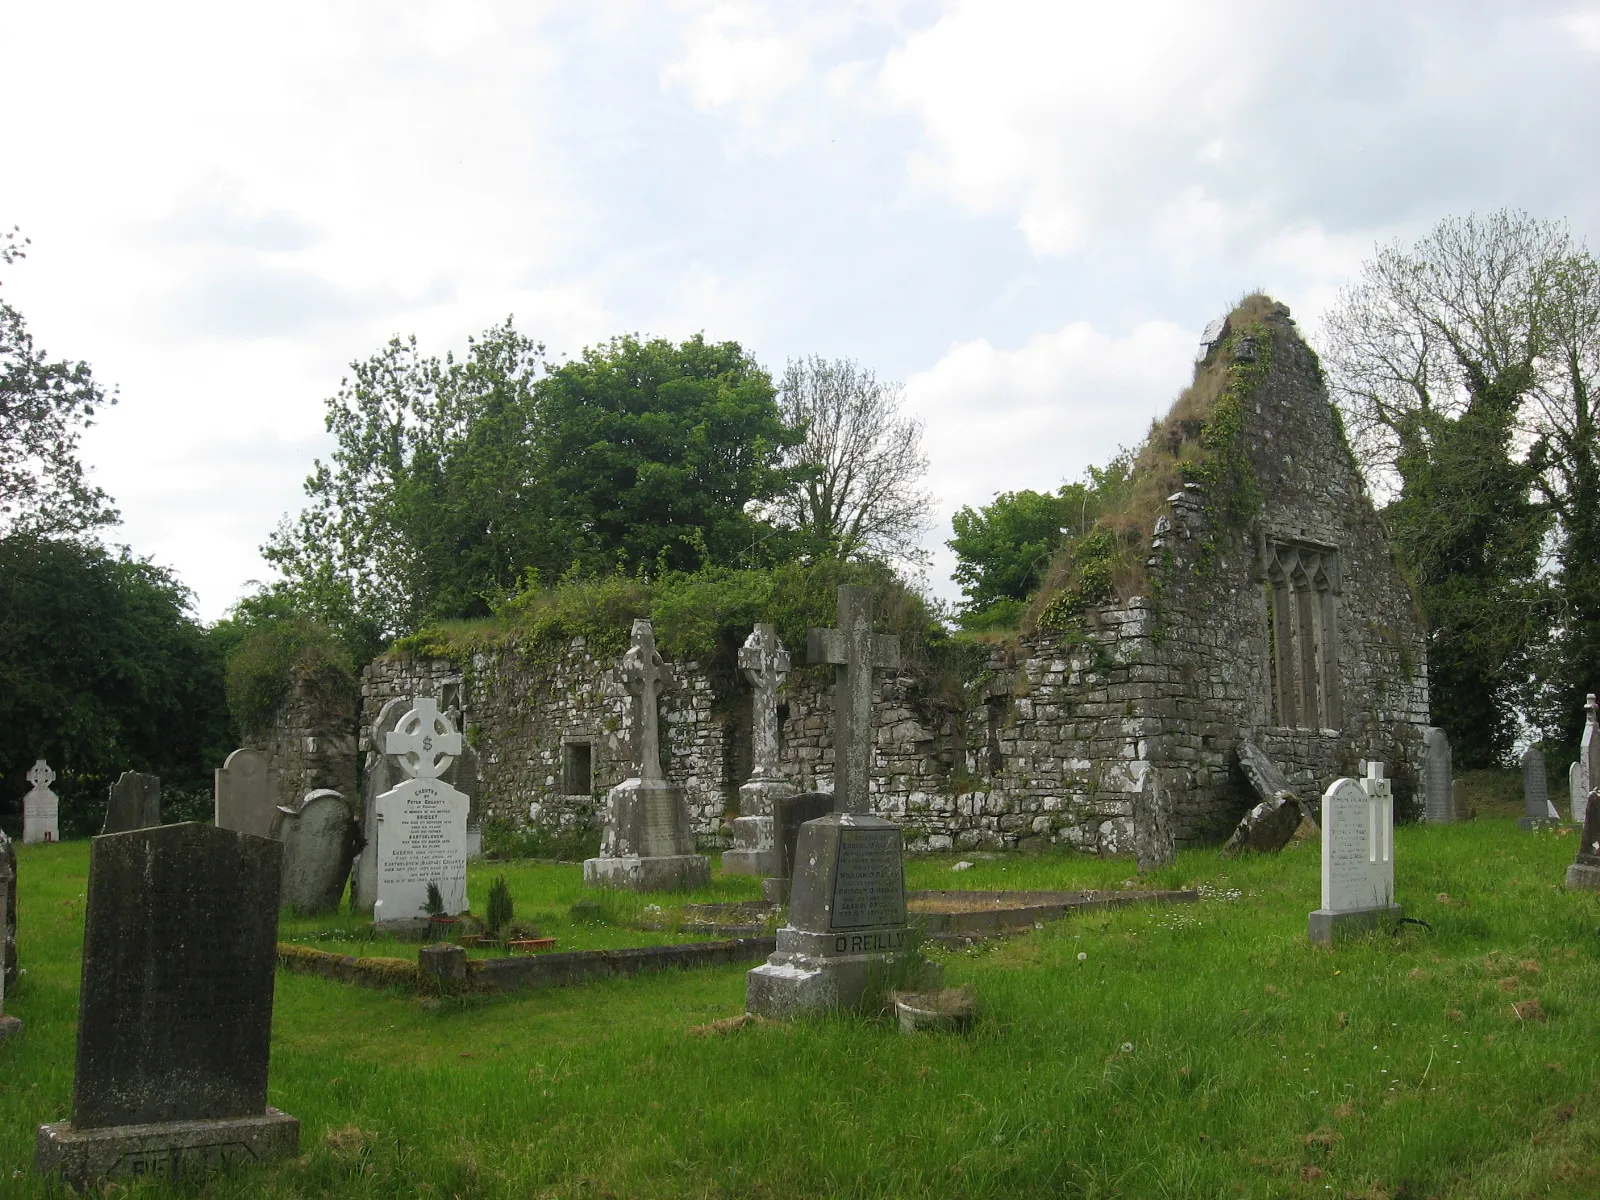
(749, 586, 927, 1017)
(353, 697, 478, 913)
(1422, 727, 1453, 825)
(35, 823, 298, 1187)
(2, 831, 16, 991)
(1519, 746, 1559, 830)
(1576, 694, 1598, 824)
(583, 620, 711, 892)
(373, 698, 470, 925)
(1308, 762, 1404, 945)
(1573, 763, 1588, 826)
(725, 623, 798, 878)
(1220, 741, 1302, 856)
(272, 789, 358, 913)
(0, 838, 19, 1040)
(1564, 789, 1600, 892)
(23, 759, 59, 844)
(761, 791, 837, 903)
(214, 748, 279, 839)
(103, 770, 160, 834)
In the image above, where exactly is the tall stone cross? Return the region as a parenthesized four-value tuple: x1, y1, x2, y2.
(808, 585, 900, 814)
(740, 624, 789, 781)
(1583, 693, 1598, 788)
(1359, 760, 1393, 866)
(26, 761, 54, 790)
(621, 619, 672, 783)
(384, 697, 462, 780)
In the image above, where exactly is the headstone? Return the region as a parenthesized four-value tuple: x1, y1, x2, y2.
(583, 621, 710, 892)
(749, 586, 925, 1017)
(1422, 727, 1453, 824)
(35, 823, 298, 1187)
(23, 759, 59, 844)
(214, 748, 279, 839)
(2, 831, 16, 991)
(1219, 793, 1303, 857)
(1131, 761, 1174, 871)
(0, 836, 19, 1040)
(373, 698, 471, 924)
(1519, 745, 1559, 829)
(353, 696, 478, 913)
(1307, 762, 1404, 945)
(760, 791, 836, 903)
(102, 770, 160, 835)
(1572, 762, 1588, 826)
(272, 790, 358, 913)
(1577, 693, 1598, 824)
(1236, 740, 1297, 807)
(726, 624, 798, 878)
(1564, 789, 1600, 892)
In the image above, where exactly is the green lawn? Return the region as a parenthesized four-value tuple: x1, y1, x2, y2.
(5, 821, 1600, 1198)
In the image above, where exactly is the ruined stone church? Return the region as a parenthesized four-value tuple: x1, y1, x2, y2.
(335, 296, 1430, 863)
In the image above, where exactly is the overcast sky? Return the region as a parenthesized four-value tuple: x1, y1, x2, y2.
(4, 1, 1598, 620)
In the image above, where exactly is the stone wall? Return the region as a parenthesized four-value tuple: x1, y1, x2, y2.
(350, 299, 1430, 858)
(252, 663, 359, 813)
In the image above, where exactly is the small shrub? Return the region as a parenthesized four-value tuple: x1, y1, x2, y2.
(485, 875, 514, 937)
(424, 882, 445, 918)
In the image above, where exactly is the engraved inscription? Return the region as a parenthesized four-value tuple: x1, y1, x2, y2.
(829, 828, 905, 931)
(378, 782, 465, 888)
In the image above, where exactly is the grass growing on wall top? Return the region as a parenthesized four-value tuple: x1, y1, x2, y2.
(9, 821, 1600, 1197)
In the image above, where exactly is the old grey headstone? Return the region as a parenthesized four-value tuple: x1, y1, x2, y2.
(272, 790, 357, 914)
(1220, 793, 1303, 857)
(373, 698, 470, 924)
(23, 759, 59, 844)
(214, 748, 279, 839)
(1308, 762, 1404, 945)
(726, 623, 797, 878)
(1236, 739, 1301, 808)
(1572, 762, 1588, 826)
(1577, 693, 1598, 824)
(0, 834, 18, 1039)
(35, 823, 298, 1187)
(1519, 745, 1558, 829)
(1565, 789, 1600, 892)
(760, 791, 836, 903)
(583, 620, 710, 892)
(749, 586, 923, 1018)
(1131, 761, 1175, 871)
(1422, 727, 1453, 824)
(102, 771, 160, 835)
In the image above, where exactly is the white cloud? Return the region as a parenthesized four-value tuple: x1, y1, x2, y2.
(904, 318, 1199, 602)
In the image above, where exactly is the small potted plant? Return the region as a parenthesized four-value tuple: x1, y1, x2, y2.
(424, 882, 458, 939)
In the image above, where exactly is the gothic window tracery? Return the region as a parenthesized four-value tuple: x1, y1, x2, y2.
(1263, 541, 1341, 730)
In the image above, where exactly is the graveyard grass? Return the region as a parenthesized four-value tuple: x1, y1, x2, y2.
(7, 823, 1600, 1198)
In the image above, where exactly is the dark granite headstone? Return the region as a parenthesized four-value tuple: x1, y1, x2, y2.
(103, 771, 160, 835)
(1, 831, 16, 991)
(37, 823, 299, 1185)
(762, 792, 835, 903)
(1566, 789, 1600, 892)
(0, 838, 20, 1039)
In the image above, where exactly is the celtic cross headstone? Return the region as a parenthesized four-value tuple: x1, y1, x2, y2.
(371, 698, 469, 924)
(726, 624, 798, 878)
(23, 759, 59, 844)
(620, 620, 671, 782)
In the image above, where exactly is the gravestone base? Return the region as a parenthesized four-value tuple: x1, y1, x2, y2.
(1308, 903, 1405, 946)
(1565, 862, 1600, 892)
(36, 1108, 299, 1188)
(583, 854, 710, 893)
(723, 779, 797, 877)
(1518, 816, 1563, 831)
(0, 1015, 21, 1040)
(746, 925, 924, 1017)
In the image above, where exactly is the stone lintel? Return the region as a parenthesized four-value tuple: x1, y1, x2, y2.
(1307, 903, 1405, 946)
(36, 1108, 299, 1189)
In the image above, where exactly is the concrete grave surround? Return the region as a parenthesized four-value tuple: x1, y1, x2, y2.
(103, 771, 160, 835)
(272, 789, 357, 913)
(750, 587, 923, 1018)
(23, 758, 59, 844)
(725, 623, 798, 877)
(372, 698, 470, 924)
(1565, 788, 1600, 892)
(1519, 746, 1558, 829)
(0, 841, 20, 1040)
(214, 748, 279, 840)
(1422, 727, 1453, 825)
(584, 620, 710, 892)
(36, 823, 298, 1187)
(356, 303, 1430, 859)
(1308, 763, 1403, 945)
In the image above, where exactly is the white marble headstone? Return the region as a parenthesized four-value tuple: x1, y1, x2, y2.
(23, 759, 59, 844)
(372, 698, 469, 923)
(1321, 765, 1395, 913)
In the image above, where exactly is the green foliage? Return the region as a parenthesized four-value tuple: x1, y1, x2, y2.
(948, 489, 1072, 624)
(424, 881, 445, 918)
(481, 818, 602, 864)
(219, 605, 356, 737)
(0, 229, 119, 537)
(1037, 526, 1119, 631)
(484, 875, 515, 937)
(0, 533, 234, 837)
(1182, 325, 1269, 538)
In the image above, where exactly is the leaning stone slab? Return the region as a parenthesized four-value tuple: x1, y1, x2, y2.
(1308, 765, 1403, 946)
(103, 770, 160, 834)
(1220, 794, 1303, 857)
(1564, 789, 1600, 892)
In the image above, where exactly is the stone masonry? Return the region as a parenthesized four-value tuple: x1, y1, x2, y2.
(355, 298, 1429, 857)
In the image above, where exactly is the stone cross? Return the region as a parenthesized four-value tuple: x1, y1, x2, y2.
(620, 619, 672, 783)
(808, 586, 900, 815)
(1359, 760, 1394, 866)
(739, 624, 790, 780)
(23, 758, 59, 845)
(1581, 693, 1598, 810)
(26, 760, 54, 790)
(384, 697, 462, 781)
